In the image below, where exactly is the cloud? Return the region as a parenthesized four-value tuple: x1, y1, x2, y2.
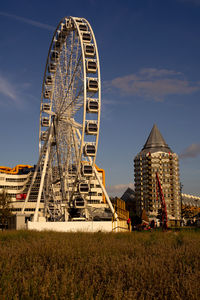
(106, 68, 200, 101)
(0, 11, 54, 31)
(0, 74, 18, 102)
(180, 143, 200, 159)
(107, 183, 134, 197)
(0, 73, 32, 107)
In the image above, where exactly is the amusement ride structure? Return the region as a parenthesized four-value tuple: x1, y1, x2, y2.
(21, 17, 116, 223)
(156, 172, 168, 229)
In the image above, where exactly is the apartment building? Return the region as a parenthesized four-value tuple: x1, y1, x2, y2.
(134, 124, 181, 225)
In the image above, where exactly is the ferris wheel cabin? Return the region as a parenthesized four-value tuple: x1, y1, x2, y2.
(84, 44, 96, 57)
(81, 164, 93, 177)
(84, 144, 96, 156)
(86, 99, 99, 113)
(85, 121, 98, 135)
(86, 59, 97, 73)
(48, 62, 57, 73)
(87, 78, 99, 92)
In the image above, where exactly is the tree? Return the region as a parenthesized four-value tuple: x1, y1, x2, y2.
(0, 190, 13, 230)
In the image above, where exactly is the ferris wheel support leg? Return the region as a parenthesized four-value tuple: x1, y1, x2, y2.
(33, 124, 53, 222)
(21, 126, 52, 214)
(91, 162, 117, 220)
(72, 128, 80, 164)
(53, 119, 66, 205)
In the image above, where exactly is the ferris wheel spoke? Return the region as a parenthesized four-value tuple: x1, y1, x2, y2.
(68, 37, 82, 103)
(75, 128, 82, 142)
(74, 128, 81, 147)
(65, 130, 75, 173)
(67, 31, 76, 88)
(59, 55, 83, 115)
(53, 51, 68, 113)
(70, 66, 83, 102)
(61, 117, 83, 130)
(71, 128, 80, 168)
(60, 86, 84, 117)
(55, 64, 67, 112)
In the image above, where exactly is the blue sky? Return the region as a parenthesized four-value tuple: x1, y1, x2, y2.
(0, 0, 199, 196)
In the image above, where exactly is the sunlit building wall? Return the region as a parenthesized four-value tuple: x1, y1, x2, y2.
(134, 124, 181, 224)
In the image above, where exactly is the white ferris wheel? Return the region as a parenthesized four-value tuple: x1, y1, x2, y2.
(22, 17, 115, 222)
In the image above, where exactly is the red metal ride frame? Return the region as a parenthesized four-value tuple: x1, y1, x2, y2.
(156, 172, 168, 230)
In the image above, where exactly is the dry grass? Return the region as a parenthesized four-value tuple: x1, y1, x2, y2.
(0, 230, 199, 299)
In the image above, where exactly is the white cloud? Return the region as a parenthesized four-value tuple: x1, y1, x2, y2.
(107, 182, 134, 197)
(0, 74, 32, 107)
(0, 12, 54, 31)
(106, 68, 200, 101)
(0, 74, 18, 102)
(180, 143, 200, 159)
(138, 68, 182, 78)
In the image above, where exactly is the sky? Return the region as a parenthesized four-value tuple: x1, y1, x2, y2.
(0, 0, 199, 197)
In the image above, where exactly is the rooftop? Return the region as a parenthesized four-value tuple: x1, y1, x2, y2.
(140, 124, 172, 155)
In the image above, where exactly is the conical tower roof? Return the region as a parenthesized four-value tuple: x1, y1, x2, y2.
(140, 124, 172, 154)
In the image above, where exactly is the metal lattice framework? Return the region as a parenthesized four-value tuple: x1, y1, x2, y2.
(22, 17, 115, 222)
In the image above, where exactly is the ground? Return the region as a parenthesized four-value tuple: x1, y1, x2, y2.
(0, 229, 199, 299)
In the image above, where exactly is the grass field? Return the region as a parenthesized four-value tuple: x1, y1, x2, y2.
(0, 230, 199, 299)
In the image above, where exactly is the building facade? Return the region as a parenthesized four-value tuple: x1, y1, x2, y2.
(134, 124, 181, 225)
(0, 165, 40, 214)
(0, 164, 107, 218)
(181, 193, 200, 222)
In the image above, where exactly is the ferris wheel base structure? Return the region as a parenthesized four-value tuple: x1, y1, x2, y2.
(26, 219, 129, 233)
(27, 220, 113, 232)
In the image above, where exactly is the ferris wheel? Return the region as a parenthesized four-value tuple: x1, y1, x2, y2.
(40, 16, 101, 166)
(22, 17, 115, 222)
